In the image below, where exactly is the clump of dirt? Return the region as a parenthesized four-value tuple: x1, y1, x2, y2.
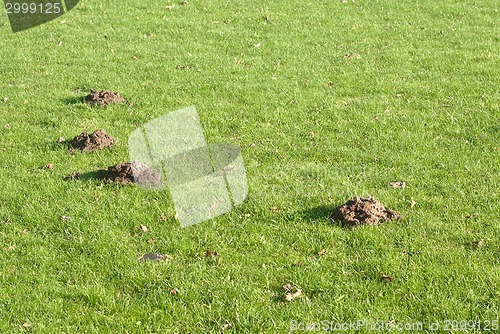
(98, 161, 163, 187)
(70, 129, 114, 152)
(330, 196, 402, 227)
(85, 90, 126, 106)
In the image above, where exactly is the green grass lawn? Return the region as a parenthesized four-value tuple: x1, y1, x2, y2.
(1, 0, 499, 332)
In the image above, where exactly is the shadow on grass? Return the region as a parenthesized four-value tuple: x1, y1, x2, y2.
(63, 95, 85, 105)
(64, 170, 104, 182)
(283, 204, 336, 223)
(42, 139, 69, 151)
(301, 204, 335, 220)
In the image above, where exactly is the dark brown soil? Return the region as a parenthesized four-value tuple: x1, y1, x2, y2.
(330, 196, 402, 227)
(98, 161, 163, 187)
(70, 129, 114, 152)
(85, 90, 126, 106)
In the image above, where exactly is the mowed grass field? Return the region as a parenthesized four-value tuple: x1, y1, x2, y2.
(0, 1, 499, 332)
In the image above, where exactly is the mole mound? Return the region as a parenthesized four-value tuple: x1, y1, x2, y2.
(70, 129, 114, 152)
(98, 161, 163, 187)
(85, 90, 125, 106)
(330, 196, 402, 227)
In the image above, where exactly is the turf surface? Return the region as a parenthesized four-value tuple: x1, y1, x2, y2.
(0, 1, 499, 332)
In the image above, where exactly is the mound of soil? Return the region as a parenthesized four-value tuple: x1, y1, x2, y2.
(330, 196, 402, 227)
(98, 161, 163, 187)
(70, 129, 114, 152)
(85, 90, 126, 106)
